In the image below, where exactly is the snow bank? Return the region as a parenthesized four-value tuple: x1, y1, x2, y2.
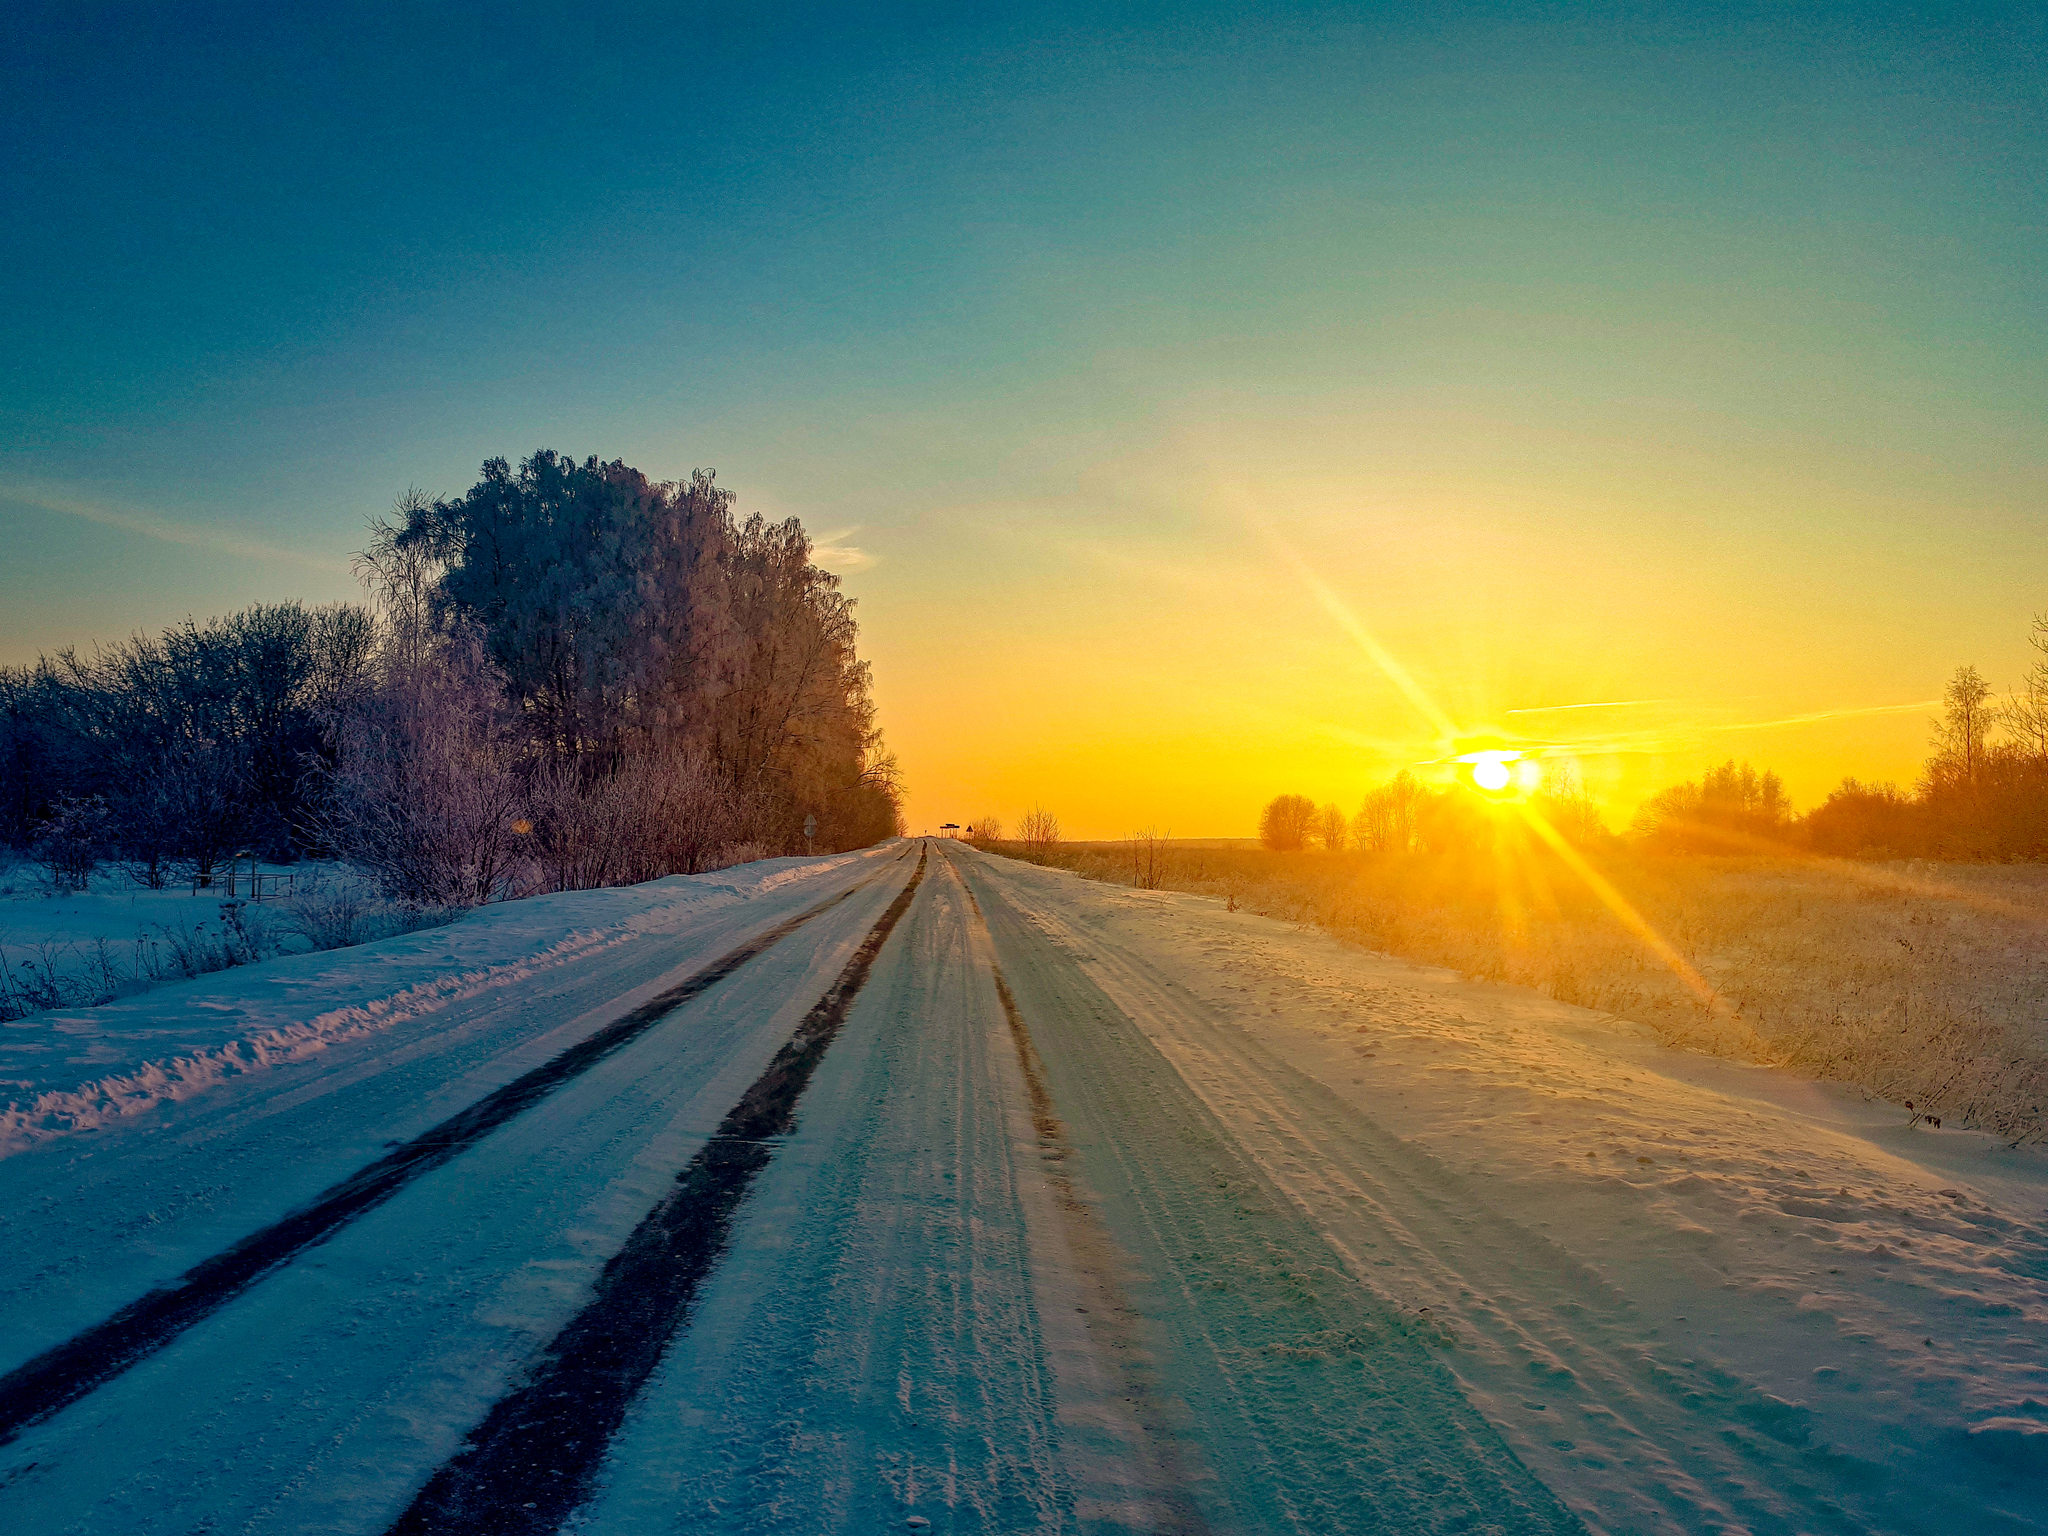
(0, 851, 876, 1157)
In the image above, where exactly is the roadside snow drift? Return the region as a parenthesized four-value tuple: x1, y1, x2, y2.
(0, 853, 876, 1155)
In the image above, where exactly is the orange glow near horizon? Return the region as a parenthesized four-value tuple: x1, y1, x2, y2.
(1183, 581, 1737, 1009)
(857, 402, 2040, 844)
(874, 508, 2037, 1024)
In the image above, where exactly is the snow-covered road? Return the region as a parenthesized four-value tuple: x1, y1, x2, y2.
(1, 841, 2043, 1533)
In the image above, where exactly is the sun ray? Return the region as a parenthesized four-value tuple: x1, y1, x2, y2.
(1262, 533, 1463, 743)
(1514, 802, 1721, 1008)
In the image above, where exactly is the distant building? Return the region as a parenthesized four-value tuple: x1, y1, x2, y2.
(939, 823, 961, 838)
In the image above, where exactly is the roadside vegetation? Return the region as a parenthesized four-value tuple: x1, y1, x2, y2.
(0, 862, 457, 1021)
(987, 835, 2048, 1145)
(0, 451, 901, 889)
(0, 450, 905, 1014)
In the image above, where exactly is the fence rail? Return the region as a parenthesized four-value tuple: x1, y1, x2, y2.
(190, 870, 300, 900)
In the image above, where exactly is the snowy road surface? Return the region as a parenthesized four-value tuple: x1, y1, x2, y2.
(2, 842, 2044, 1534)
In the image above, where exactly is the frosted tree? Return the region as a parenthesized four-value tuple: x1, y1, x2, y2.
(1258, 794, 1317, 852)
(2001, 617, 2048, 760)
(1316, 802, 1348, 852)
(1356, 770, 1426, 855)
(1631, 760, 1790, 852)
(1017, 806, 1061, 855)
(392, 453, 737, 766)
(317, 621, 526, 905)
(1926, 664, 1994, 791)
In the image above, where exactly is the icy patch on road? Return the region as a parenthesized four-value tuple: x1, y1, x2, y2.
(0, 850, 880, 1157)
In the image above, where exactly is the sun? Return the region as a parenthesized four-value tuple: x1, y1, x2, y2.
(1459, 749, 1524, 794)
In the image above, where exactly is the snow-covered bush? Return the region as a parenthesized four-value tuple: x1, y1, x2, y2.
(153, 900, 269, 978)
(279, 882, 377, 950)
(277, 879, 459, 951)
(1, 941, 75, 1017)
(0, 874, 464, 1022)
(316, 624, 526, 906)
(30, 796, 110, 892)
(523, 750, 752, 892)
(2, 930, 161, 1019)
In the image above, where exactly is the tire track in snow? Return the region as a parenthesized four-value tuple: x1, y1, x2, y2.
(0, 868, 888, 1451)
(945, 846, 1213, 1534)
(957, 851, 1584, 1536)
(385, 847, 928, 1536)
(578, 844, 1100, 1532)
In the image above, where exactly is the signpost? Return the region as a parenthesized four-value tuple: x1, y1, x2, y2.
(804, 814, 817, 854)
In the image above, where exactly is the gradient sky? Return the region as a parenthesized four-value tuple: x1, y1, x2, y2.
(6, 1, 2044, 837)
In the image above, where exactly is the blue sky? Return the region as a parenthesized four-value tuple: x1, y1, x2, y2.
(6, 1, 2044, 829)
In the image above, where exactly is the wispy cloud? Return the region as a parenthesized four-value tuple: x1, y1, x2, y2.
(810, 527, 877, 573)
(1310, 721, 1448, 758)
(1506, 699, 1673, 715)
(4, 482, 343, 573)
(1705, 699, 1939, 733)
(1529, 698, 1942, 758)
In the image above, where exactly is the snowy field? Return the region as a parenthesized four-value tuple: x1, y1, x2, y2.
(1, 861, 272, 988)
(0, 840, 2041, 1533)
(0, 858, 410, 1023)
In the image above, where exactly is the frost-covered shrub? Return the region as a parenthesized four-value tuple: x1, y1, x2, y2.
(0, 933, 159, 1021)
(523, 751, 751, 891)
(0, 945, 72, 1018)
(0, 880, 462, 1022)
(315, 624, 526, 906)
(153, 901, 269, 979)
(278, 881, 459, 951)
(31, 796, 110, 892)
(279, 882, 376, 950)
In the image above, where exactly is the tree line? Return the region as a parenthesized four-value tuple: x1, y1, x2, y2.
(1257, 770, 1604, 857)
(1254, 614, 2048, 863)
(0, 451, 903, 899)
(1637, 639, 2048, 860)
